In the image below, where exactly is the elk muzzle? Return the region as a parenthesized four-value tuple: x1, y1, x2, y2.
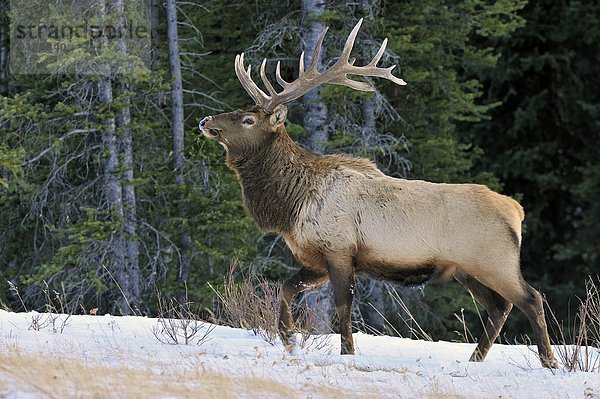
(199, 115, 221, 139)
(199, 115, 212, 131)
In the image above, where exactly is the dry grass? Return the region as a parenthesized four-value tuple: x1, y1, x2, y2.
(209, 263, 281, 344)
(548, 275, 600, 372)
(209, 263, 329, 350)
(0, 349, 302, 399)
(151, 289, 215, 346)
(0, 347, 406, 399)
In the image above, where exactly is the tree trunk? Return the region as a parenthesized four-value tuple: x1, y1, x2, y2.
(301, 0, 328, 152)
(300, 0, 335, 333)
(115, 0, 141, 312)
(112, 0, 141, 313)
(96, 0, 141, 315)
(165, 0, 192, 293)
(97, 0, 126, 314)
(364, 281, 386, 332)
(98, 74, 129, 313)
(116, 83, 141, 311)
(361, 97, 377, 146)
(201, 159, 213, 276)
(303, 284, 335, 334)
(0, 19, 7, 95)
(150, 0, 161, 69)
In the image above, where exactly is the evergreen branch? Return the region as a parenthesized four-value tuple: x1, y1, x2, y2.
(22, 129, 99, 166)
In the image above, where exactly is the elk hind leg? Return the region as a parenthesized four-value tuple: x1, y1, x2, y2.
(279, 267, 329, 351)
(455, 272, 512, 362)
(513, 282, 558, 368)
(475, 271, 558, 369)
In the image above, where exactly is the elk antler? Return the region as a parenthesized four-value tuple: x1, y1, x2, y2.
(234, 18, 407, 112)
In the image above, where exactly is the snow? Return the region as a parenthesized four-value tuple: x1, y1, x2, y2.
(0, 310, 598, 398)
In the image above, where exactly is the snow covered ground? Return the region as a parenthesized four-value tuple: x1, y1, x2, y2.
(0, 310, 598, 398)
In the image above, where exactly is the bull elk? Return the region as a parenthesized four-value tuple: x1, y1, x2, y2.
(199, 19, 557, 368)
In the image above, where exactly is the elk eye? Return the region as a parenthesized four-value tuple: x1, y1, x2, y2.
(242, 117, 255, 125)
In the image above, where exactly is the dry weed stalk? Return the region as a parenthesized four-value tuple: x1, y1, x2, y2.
(453, 307, 476, 344)
(209, 264, 281, 344)
(387, 286, 433, 341)
(548, 276, 600, 372)
(9, 281, 78, 334)
(151, 289, 214, 346)
(209, 263, 327, 347)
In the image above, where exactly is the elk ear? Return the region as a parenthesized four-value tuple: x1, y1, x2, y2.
(269, 105, 288, 128)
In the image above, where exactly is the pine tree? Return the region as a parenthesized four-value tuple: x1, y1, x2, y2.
(466, 0, 600, 325)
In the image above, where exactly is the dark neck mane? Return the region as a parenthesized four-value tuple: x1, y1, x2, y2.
(226, 127, 320, 234)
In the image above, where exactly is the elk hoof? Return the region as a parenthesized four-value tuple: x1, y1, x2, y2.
(280, 331, 297, 354)
(340, 343, 355, 355)
(542, 356, 559, 369)
(468, 351, 486, 362)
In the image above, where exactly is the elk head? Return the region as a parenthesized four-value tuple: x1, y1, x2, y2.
(199, 18, 407, 156)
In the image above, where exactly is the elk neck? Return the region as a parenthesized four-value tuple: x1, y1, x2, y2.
(226, 125, 321, 234)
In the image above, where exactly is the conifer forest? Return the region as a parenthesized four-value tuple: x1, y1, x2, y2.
(0, 0, 598, 343)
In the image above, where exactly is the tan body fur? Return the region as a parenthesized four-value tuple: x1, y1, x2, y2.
(200, 106, 557, 368)
(290, 171, 523, 281)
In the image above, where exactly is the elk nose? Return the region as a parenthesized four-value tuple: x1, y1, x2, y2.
(199, 116, 212, 131)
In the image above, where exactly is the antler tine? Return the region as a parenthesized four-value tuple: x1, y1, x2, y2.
(260, 59, 278, 96)
(380, 65, 407, 86)
(338, 18, 363, 64)
(367, 37, 387, 67)
(360, 37, 407, 86)
(336, 77, 374, 92)
(298, 51, 305, 77)
(235, 53, 271, 107)
(307, 27, 328, 75)
(275, 60, 290, 89)
(235, 54, 256, 103)
(234, 54, 255, 101)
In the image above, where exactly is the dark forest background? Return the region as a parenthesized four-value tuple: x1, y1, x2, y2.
(0, 0, 598, 343)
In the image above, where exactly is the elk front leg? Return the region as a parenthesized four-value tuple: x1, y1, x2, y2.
(279, 267, 329, 352)
(327, 256, 356, 355)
